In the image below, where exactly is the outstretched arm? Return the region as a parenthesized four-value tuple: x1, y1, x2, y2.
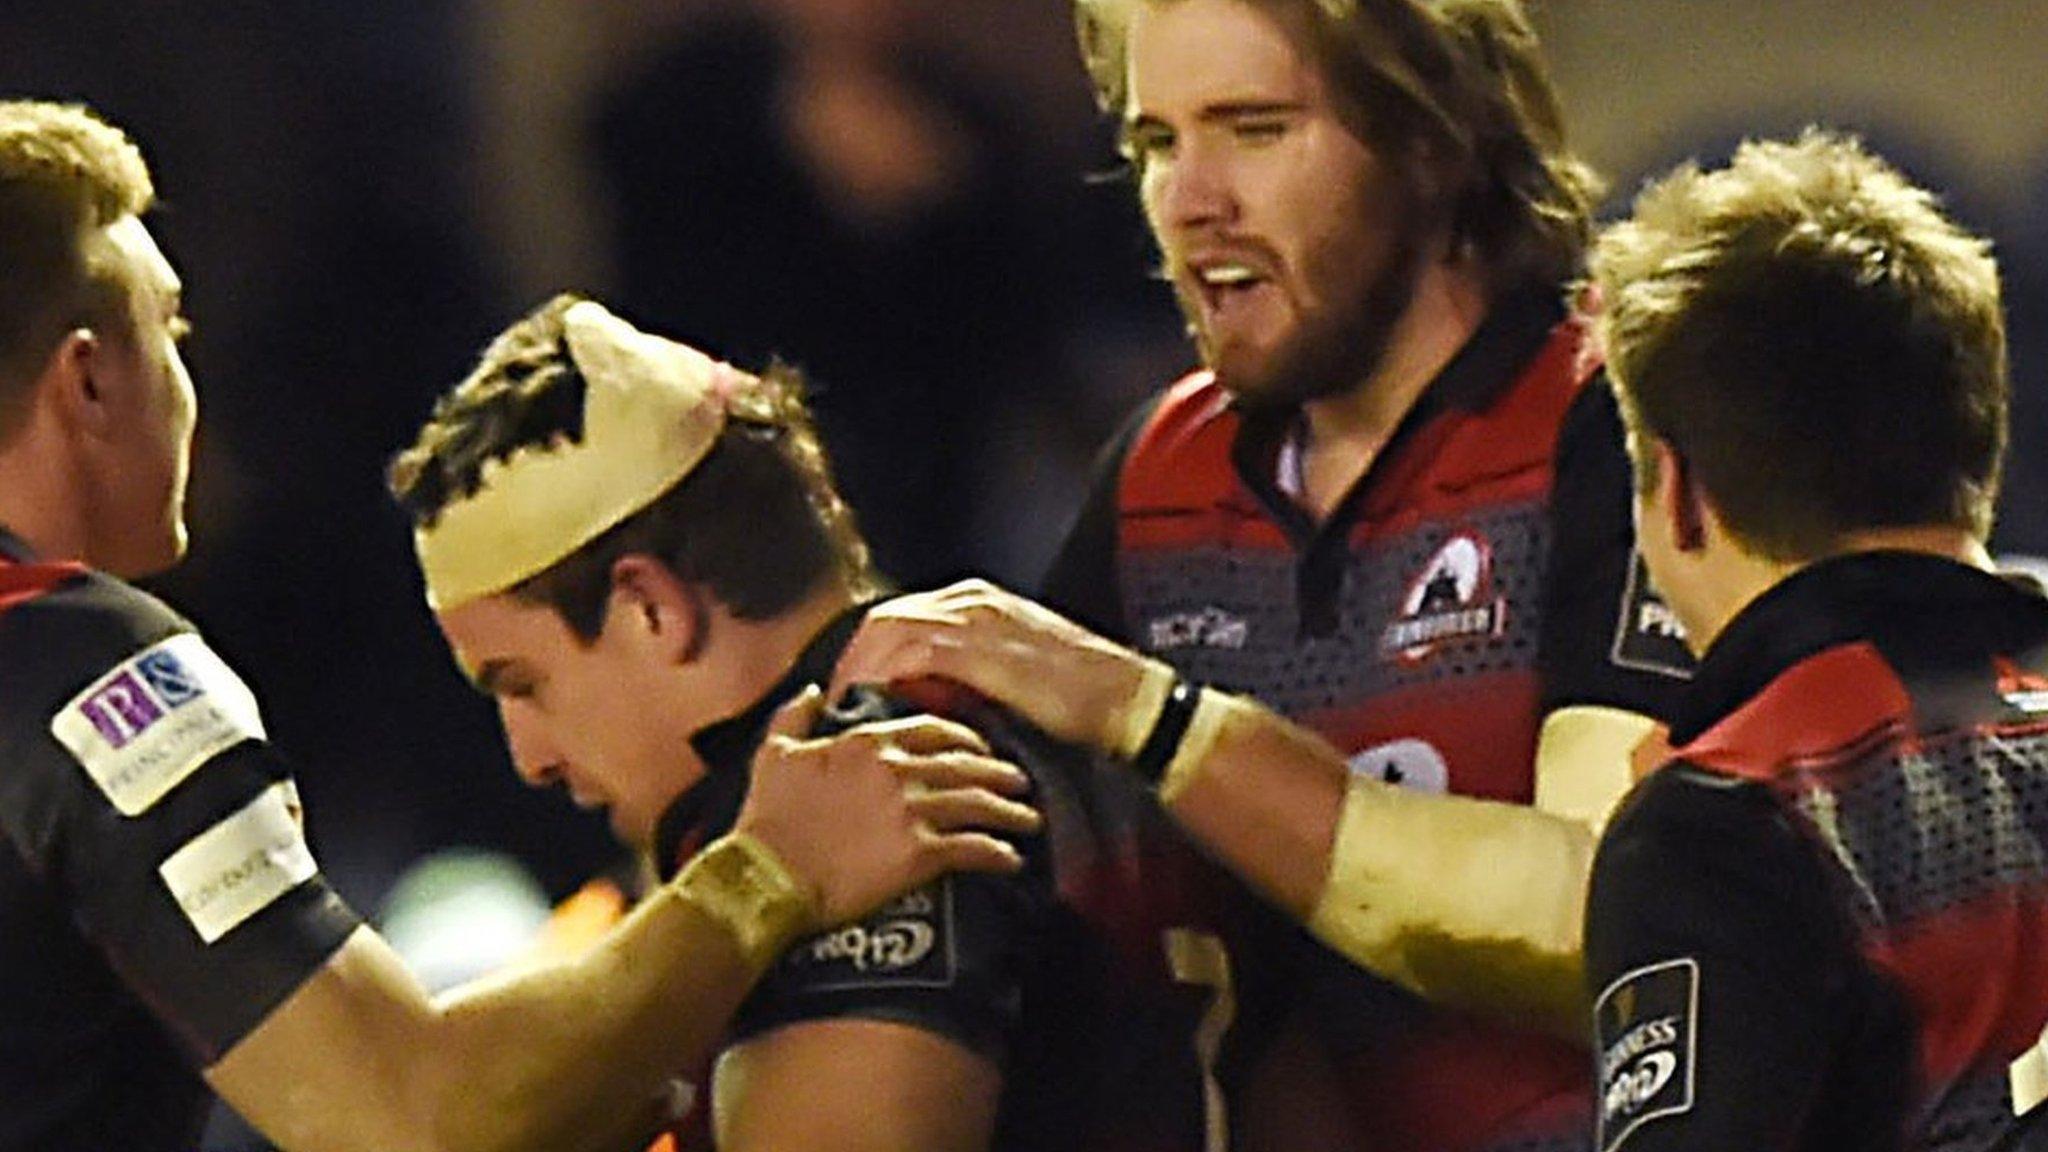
(208, 688, 1038, 1152)
(832, 579, 1637, 1038)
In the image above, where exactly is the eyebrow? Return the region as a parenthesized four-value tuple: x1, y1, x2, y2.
(1125, 98, 1306, 133)
(469, 658, 514, 696)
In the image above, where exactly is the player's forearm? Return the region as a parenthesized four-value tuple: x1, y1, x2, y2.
(417, 833, 813, 1152)
(1155, 690, 1594, 1039)
(1149, 687, 1348, 919)
(1304, 775, 1594, 1038)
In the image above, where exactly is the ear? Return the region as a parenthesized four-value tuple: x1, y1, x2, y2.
(41, 328, 113, 438)
(605, 554, 707, 664)
(1649, 437, 1707, 553)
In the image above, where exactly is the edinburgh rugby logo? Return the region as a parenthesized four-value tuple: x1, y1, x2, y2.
(1380, 533, 1506, 663)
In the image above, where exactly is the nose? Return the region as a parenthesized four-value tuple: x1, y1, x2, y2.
(1145, 141, 1234, 234)
(499, 701, 566, 789)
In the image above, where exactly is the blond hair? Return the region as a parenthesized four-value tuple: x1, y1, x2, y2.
(1592, 129, 2006, 557)
(0, 101, 155, 433)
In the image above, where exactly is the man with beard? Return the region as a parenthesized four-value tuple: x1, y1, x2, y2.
(831, 1, 1693, 1149)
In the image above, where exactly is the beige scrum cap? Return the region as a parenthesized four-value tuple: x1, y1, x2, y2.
(414, 301, 745, 609)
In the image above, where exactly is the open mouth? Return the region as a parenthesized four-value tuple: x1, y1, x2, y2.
(1192, 261, 1271, 320)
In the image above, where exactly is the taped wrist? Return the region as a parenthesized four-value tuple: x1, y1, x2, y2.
(669, 832, 815, 973)
(1111, 659, 1180, 760)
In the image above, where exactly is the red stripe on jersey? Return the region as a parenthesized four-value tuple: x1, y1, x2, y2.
(1118, 319, 1597, 557)
(1676, 643, 1913, 780)
(1118, 373, 1282, 554)
(0, 557, 86, 613)
(1319, 1009, 1589, 1152)
(1302, 669, 1542, 803)
(1867, 885, 2048, 1096)
(1365, 317, 1592, 515)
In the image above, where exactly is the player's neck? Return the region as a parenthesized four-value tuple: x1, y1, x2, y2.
(0, 426, 91, 567)
(1294, 256, 1489, 520)
(710, 581, 865, 717)
(1683, 525, 1993, 657)
(1828, 524, 1993, 570)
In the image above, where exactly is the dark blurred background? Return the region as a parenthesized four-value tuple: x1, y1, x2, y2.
(3, 0, 2044, 936)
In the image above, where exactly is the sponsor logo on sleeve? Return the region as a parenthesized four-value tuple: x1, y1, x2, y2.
(1610, 552, 1693, 679)
(157, 780, 318, 944)
(1380, 533, 1507, 664)
(1596, 956, 1698, 1151)
(50, 633, 268, 816)
(780, 880, 957, 992)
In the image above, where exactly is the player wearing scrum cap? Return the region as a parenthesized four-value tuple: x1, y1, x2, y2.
(390, 295, 1255, 1152)
(0, 97, 1035, 1152)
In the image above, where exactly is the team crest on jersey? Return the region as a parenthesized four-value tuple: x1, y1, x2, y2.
(782, 880, 957, 992)
(1596, 957, 1698, 1151)
(50, 633, 268, 815)
(1610, 551, 1693, 679)
(1381, 533, 1507, 663)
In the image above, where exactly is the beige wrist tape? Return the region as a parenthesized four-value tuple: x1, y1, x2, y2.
(1110, 659, 1179, 760)
(669, 832, 815, 972)
(1306, 776, 1594, 1028)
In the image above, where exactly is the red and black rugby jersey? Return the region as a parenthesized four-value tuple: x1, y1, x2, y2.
(655, 603, 1260, 1151)
(1044, 293, 1693, 1152)
(1588, 552, 2048, 1152)
(0, 529, 358, 1151)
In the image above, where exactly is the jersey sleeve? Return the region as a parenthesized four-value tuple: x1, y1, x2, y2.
(0, 571, 360, 1064)
(720, 686, 1053, 1061)
(1538, 376, 1694, 719)
(725, 869, 1040, 1061)
(1584, 766, 1884, 1152)
(1039, 395, 1159, 640)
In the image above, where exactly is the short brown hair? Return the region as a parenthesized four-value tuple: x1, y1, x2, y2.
(1592, 129, 2007, 560)
(389, 295, 880, 638)
(1077, 0, 1602, 294)
(0, 100, 154, 436)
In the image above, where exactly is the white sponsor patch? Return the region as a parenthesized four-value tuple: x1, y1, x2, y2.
(1596, 957, 1698, 1151)
(158, 781, 316, 943)
(50, 633, 267, 816)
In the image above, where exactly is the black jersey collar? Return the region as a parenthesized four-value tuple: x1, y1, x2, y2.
(651, 602, 873, 877)
(0, 524, 39, 564)
(1670, 550, 2048, 744)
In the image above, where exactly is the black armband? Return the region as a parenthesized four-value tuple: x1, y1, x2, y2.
(1128, 677, 1201, 785)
